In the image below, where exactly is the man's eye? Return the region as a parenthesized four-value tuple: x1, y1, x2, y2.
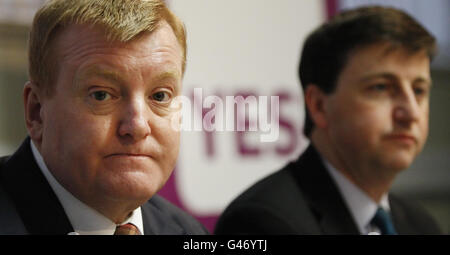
(152, 91, 170, 102)
(91, 91, 111, 101)
(414, 87, 426, 96)
(370, 83, 387, 91)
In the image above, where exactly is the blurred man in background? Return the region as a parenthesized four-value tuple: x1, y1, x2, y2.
(215, 6, 443, 234)
(0, 0, 207, 235)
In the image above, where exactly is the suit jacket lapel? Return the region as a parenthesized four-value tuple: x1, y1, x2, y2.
(291, 145, 360, 234)
(0, 138, 73, 234)
(389, 195, 419, 234)
(140, 197, 185, 235)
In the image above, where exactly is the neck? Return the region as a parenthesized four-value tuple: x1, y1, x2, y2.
(74, 190, 145, 224)
(97, 205, 135, 224)
(31, 138, 140, 224)
(310, 130, 396, 203)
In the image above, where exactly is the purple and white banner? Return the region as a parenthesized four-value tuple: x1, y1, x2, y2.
(161, 0, 326, 231)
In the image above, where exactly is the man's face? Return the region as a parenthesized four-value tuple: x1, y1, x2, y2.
(38, 22, 183, 210)
(323, 43, 431, 176)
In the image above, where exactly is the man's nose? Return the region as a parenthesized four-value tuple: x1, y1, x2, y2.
(393, 88, 420, 125)
(118, 98, 151, 141)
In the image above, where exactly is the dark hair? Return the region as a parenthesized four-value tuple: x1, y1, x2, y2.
(299, 6, 437, 137)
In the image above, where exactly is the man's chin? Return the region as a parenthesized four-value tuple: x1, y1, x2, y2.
(104, 187, 157, 206)
(99, 174, 164, 202)
(382, 152, 415, 172)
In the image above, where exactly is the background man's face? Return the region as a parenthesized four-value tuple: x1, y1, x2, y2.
(39, 21, 183, 211)
(323, 43, 431, 176)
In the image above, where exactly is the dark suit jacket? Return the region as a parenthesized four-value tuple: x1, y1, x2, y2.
(215, 145, 443, 234)
(0, 138, 208, 235)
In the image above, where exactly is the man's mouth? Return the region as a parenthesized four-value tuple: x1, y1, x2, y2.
(384, 133, 417, 145)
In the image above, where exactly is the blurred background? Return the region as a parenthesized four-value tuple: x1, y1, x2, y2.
(0, 0, 448, 233)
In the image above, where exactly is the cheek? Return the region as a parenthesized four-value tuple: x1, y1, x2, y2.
(354, 106, 389, 135)
(417, 107, 429, 145)
(40, 103, 108, 186)
(155, 117, 180, 166)
(46, 104, 113, 162)
(328, 101, 389, 145)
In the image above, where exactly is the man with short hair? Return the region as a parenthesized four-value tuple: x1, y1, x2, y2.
(0, 0, 207, 235)
(215, 6, 443, 235)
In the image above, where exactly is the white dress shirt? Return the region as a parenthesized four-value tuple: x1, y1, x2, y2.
(30, 140, 144, 235)
(322, 157, 390, 235)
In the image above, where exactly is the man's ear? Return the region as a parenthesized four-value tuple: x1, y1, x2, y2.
(23, 81, 44, 143)
(304, 84, 328, 130)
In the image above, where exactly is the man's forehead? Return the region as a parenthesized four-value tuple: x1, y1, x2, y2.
(53, 21, 180, 60)
(342, 44, 431, 79)
(348, 43, 430, 65)
(53, 22, 182, 77)
(55, 23, 110, 48)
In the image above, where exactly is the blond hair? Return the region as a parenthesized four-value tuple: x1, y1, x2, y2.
(28, 0, 186, 97)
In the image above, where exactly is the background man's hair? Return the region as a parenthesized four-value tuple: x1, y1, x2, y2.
(28, 0, 186, 97)
(298, 6, 437, 137)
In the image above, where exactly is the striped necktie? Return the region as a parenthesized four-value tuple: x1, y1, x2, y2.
(114, 223, 142, 235)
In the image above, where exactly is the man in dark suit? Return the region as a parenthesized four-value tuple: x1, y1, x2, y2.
(0, 0, 207, 235)
(215, 6, 443, 235)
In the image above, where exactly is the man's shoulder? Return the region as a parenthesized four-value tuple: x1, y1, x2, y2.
(230, 161, 300, 205)
(0, 155, 10, 181)
(142, 194, 209, 235)
(0, 154, 13, 204)
(0, 154, 28, 234)
(223, 146, 322, 208)
(0, 155, 10, 168)
(390, 193, 444, 234)
(215, 159, 321, 234)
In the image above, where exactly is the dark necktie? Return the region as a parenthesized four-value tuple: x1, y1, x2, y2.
(370, 207, 398, 235)
(114, 223, 142, 235)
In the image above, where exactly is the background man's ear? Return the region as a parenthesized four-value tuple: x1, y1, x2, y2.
(23, 81, 44, 143)
(304, 84, 328, 130)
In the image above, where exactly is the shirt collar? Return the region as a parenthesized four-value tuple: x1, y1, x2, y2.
(322, 157, 390, 234)
(30, 140, 144, 235)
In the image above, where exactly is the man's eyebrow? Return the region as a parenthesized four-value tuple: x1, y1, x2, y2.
(359, 72, 398, 82)
(359, 72, 432, 85)
(152, 71, 181, 82)
(75, 66, 124, 84)
(73, 67, 182, 90)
